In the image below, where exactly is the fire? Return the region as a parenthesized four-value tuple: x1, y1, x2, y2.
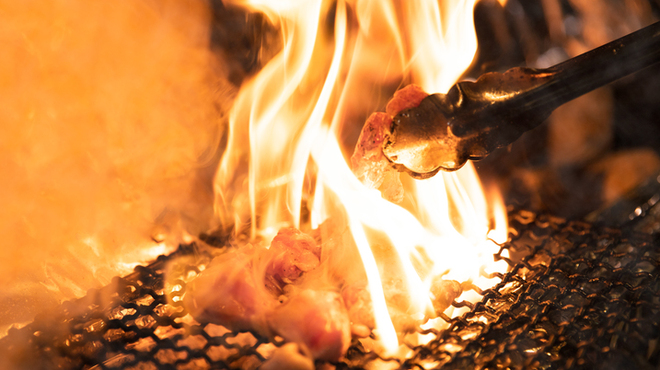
(0, 0, 222, 333)
(215, 0, 509, 354)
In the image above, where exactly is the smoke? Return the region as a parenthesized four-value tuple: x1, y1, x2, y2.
(0, 0, 229, 330)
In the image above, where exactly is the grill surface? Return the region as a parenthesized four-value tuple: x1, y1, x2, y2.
(1, 210, 659, 369)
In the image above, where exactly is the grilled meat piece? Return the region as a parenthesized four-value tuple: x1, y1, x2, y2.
(351, 84, 428, 202)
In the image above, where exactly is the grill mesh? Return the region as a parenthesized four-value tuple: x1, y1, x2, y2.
(1, 210, 659, 369)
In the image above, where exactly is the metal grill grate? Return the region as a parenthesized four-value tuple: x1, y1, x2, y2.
(1, 210, 659, 369)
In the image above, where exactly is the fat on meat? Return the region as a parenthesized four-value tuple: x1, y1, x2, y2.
(351, 84, 428, 203)
(268, 289, 351, 361)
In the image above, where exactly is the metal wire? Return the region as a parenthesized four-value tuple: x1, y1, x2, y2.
(1, 210, 659, 369)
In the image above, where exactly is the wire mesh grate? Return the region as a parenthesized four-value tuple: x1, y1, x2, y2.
(1, 210, 659, 369)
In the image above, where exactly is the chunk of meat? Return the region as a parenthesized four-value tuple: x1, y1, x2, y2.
(260, 343, 314, 370)
(351, 112, 397, 191)
(265, 227, 321, 292)
(183, 246, 275, 333)
(385, 84, 428, 117)
(341, 283, 375, 338)
(351, 84, 429, 203)
(430, 278, 462, 315)
(184, 227, 352, 361)
(380, 169, 404, 204)
(183, 223, 468, 362)
(268, 289, 351, 361)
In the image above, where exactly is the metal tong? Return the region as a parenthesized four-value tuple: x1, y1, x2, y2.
(383, 21, 660, 179)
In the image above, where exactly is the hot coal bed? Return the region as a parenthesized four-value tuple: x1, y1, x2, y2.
(1, 206, 660, 369)
(3, 1, 660, 369)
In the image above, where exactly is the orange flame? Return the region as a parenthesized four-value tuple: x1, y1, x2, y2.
(215, 0, 509, 353)
(0, 0, 222, 333)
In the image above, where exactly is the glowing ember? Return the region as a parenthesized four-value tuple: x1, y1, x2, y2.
(214, 0, 509, 356)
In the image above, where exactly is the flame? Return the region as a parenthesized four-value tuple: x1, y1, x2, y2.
(0, 0, 223, 333)
(215, 0, 509, 353)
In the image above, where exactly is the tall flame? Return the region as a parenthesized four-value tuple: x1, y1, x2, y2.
(215, 0, 508, 352)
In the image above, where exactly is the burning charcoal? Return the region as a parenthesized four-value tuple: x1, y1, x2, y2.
(430, 278, 462, 315)
(267, 289, 351, 361)
(260, 343, 314, 370)
(183, 246, 276, 333)
(265, 227, 321, 291)
(351, 84, 428, 203)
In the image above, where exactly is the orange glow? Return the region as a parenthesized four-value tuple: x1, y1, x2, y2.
(216, 0, 509, 354)
(0, 0, 222, 333)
